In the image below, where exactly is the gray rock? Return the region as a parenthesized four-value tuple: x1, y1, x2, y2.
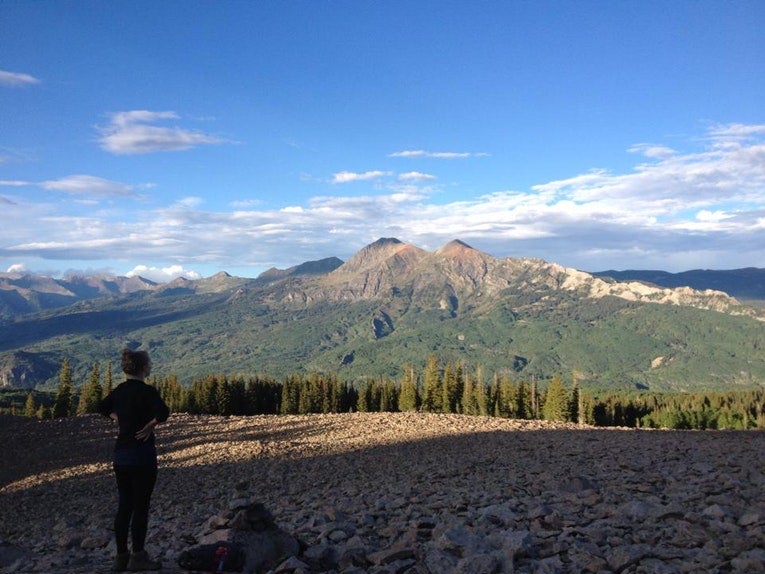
(738, 511, 764, 527)
(274, 555, 310, 573)
(367, 545, 415, 565)
(423, 547, 458, 572)
(455, 552, 502, 574)
(606, 543, 654, 571)
(730, 548, 765, 572)
(478, 504, 519, 528)
(0, 543, 29, 569)
(79, 532, 110, 549)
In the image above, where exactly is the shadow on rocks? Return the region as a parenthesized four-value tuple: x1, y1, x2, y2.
(178, 494, 300, 573)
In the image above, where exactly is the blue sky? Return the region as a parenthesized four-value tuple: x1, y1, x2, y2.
(1, 1, 764, 282)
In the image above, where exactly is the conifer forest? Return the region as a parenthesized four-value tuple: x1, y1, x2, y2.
(2, 356, 763, 430)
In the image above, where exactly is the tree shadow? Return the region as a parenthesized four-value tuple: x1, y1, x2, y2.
(1, 413, 763, 571)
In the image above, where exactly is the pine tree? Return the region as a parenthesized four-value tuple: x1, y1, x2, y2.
(356, 381, 370, 412)
(53, 358, 74, 418)
(542, 375, 569, 422)
(530, 376, 539, 419)
(280, 375, 300, 415)
(227, 377, 245, 415)
(569, 378, 581, 424)
(161, 374, 186, 413)
(454, 362, 465, 413)
(441, 362, 459, 414)
(217, 378, 232, 415)
(474, 366, 488, 416)
(497, 375, 516, 418)
(298, 375, 314, 414)
(461, 370, 476, 415)
(516, 379, 528, 419)
(380, 377, 396, 412)
(422, 355, 441, 413)
(328, 375, 342, 413)
(104, 362, 113, 394)
(398, 364, 419, 412)
(77, 362, 103, 415)
(24, 392, 36, 418)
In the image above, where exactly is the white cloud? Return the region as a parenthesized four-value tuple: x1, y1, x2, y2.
(0, 147, 35, 165)
(98, 110, 226, 154)
(41, 175, 137, 197)
(628, 144, 676, 159)
(6, 263, 27, 273)
(389, 150, 487, 159)
(695, 210, 732, 223)
(0, 69, 40, 86)
(3, 123, 764, 274)
(0, 180, 31, 187)
(398, 171, 436, 182)
(332, 170, 390, 184)
(707, 123, 765, 140)
(230, 199, 263, 208)
(126, 264, 201, 283)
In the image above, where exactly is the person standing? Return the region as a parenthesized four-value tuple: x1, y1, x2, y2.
(99, 348, 170, 572)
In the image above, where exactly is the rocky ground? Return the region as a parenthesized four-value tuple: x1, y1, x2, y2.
(0, 412, 763, 573)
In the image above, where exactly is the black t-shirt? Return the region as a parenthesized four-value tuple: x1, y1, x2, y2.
(99, 379, 170, 465)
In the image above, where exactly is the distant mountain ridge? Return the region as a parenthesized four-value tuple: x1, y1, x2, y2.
(0, 273, 157, 318)
(1, 239, 763, 392)
(310, 239, 756, 317)
(2, 249, 761, 319)
(592, 268, 765, 304)
(0, 259, 343, 319)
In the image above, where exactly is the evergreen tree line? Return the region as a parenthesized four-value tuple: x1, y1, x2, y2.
(4, 356, 764, 430)
(5, 359, 114, 420)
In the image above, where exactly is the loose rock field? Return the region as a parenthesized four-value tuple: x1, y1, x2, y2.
(1, 413, 763, 573)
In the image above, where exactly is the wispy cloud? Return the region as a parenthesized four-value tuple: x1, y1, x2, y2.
(97, 110, 226, 155)
(0, 147, 35, 165)
(332, 170, 391, 184)
(389, 150, 488, 159)
(0, 69, 40, 87)
(40, 175, 138, 197)
(398, 171, 436, 182)
(628, 144, 677, 159)
(230, 199, 263, 208)
(707, 123, 765, 141)
(0, 180, 31, 187)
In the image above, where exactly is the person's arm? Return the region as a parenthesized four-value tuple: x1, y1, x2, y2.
(152, 387, 170, 424)
(135, 417, 157, 441)
(98, 392, 115, 419)
(134, 388, 169, 441)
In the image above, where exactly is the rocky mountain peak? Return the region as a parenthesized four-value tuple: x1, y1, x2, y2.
(435, 239, 476, 256)
(331, 238, 425, 277)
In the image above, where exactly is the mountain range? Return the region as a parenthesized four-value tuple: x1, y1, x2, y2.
(1, 238, 763, 392)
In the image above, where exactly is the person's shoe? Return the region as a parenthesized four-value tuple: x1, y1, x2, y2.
(127, 550, 161, 571)
(112, 552, 130, 572)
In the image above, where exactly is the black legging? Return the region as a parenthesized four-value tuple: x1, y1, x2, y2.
(114, 465, 158, 554)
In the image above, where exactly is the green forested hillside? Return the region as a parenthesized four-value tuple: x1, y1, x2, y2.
(1, 279, 763, 392)
(0, 240, 763, 392)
